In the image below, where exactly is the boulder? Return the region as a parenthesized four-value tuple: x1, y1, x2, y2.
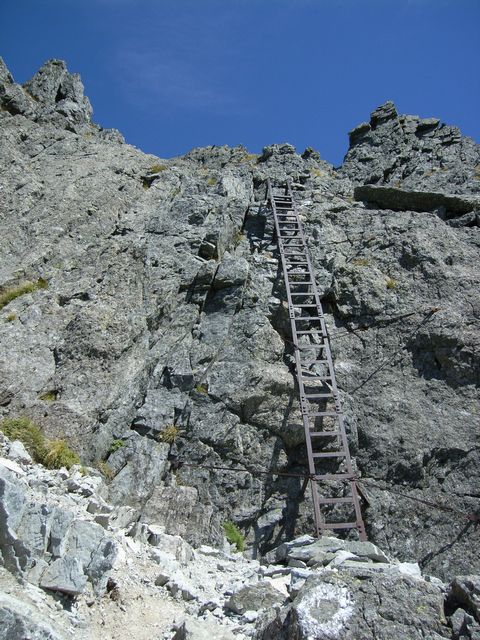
(256, 571, 450, 639)
(354, 184, 479, 216)
(40, 555, 87, 595)
(226, 581, 286, 615)
(0, 591, 64, 640)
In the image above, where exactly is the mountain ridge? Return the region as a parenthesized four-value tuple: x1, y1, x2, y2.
(0, 58, 479, 640)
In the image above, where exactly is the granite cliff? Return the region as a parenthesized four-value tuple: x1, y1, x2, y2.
(0, 59, 479, 639)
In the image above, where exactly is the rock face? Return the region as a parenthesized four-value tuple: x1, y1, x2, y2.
(0, 56, 479, 640)
(341, 100, 480, 195)
(0, 461, 116, 596)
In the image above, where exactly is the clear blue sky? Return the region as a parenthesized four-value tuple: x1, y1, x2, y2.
(1, 0, 479, 166)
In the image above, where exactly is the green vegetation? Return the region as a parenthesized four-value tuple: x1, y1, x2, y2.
(0, 278, 48, 310)
(475, 165, 480, 180)
(108, 439, 125, 454)
(195, 382, 209, 394)
(1, 417, 46, 461)
(96, 460, 115, 481)
(310, 167, 326, 178)
(149, 163, 168, 173)
(39, 390, 57, 402)
(0, 417, 79, 469)
(207, 176, 217, 186)
(236, 152, 258, 165)
(223, 521, 245, 552)
(5, 313, 17, 322)
(233, 229, 245, 246)
(352, 258, 370, 267)
(386, 277, 397, 290)
(43, 440, 80, 469)
(158, 425, 179, 444)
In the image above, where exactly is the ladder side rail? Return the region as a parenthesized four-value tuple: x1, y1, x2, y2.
(269, 192, 323, 535)
(285, 180, 367, 540)
(268, 180, 366, 539)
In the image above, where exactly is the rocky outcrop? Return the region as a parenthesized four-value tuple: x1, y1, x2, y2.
(354, 184, 480, 223)
(0, 57, 96, 133)
(0, 58, 479, 640)
(341, 100, 480, 195)
(0, 455, 116, 597)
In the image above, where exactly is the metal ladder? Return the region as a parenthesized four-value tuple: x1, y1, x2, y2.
(266, 179, 367, 540)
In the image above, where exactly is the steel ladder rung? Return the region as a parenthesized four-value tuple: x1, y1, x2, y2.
(320, 522, 359, 530)
(296, 330, 326, 335)
(280, 252, 305, 258)
(298, 343, 328, 348)
(310, 430, 341, 437)
(304, 411, 339, 417)
(312, 451, 346, 458)
(299, 359, 329, 365)
(317, 497, 355, 505)
(304, 393, 333, 398)
(314, 473, 354, 481)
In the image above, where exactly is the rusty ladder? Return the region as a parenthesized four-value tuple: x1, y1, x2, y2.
(266, 178, 367, 540)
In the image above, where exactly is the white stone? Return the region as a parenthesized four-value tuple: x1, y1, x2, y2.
(295, 583, 354, 639)
(396, 562, 422, 579)
(7, 440, 32, 464)
(242, 610, 258, 623)
(328, 550, 359, 567)
(0, 457, 26, 475)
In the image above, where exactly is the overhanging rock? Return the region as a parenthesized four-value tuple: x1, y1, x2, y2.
(354, 184, 479, 217)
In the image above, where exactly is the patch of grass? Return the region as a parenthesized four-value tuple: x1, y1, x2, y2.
(0, 278, 48, 310)
(158, 425, 180, 444)
(207, 176, 217, 186)
(39, 390, 57, 402)
(386, 277, 397, 290)
(233, 229, 244, 246)
(173, 470, 186, 486)
(5, 313, 17, 322)
(223, 521, 245, 552)
(108, 439, 125, 454)
(1, 417, 47, 462)
(310, 168, 326, 178)
(43, 440, 80, 469)
(96, 461, 115, 481)
(195, 382, 209, 394)
(474, 165, 480, 180)
(244, 153, 258, 164)
(149, 163, 168, 173)
(352, 258, 370, 267)
(0, 416, 79, 469)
